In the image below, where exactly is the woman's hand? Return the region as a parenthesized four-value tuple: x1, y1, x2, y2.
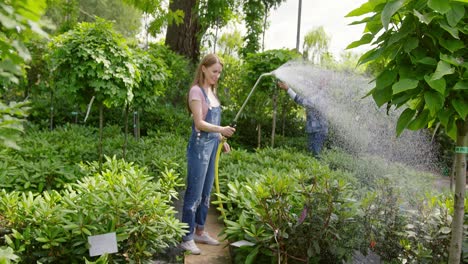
(220, 126, 236, 137)
(278, 81, 289, 91)
(222, 141, 231, 153)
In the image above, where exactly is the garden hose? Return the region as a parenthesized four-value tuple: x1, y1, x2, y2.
(214, 137, 227, 220)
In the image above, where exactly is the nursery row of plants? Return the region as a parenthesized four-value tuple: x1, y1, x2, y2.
(1, 125, 465, 263)
(1, 0, 466, 263)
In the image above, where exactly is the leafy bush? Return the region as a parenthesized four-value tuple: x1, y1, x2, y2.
(0, 125, 188, 193)
(0, 157, 186, 263)
(218, 147, 361, 263)
(217, 146, 463, 263)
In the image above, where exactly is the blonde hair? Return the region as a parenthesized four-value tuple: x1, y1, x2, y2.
(188, 54, 223, 113)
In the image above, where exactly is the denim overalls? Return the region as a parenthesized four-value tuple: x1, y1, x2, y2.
(182, 87, 221, 241)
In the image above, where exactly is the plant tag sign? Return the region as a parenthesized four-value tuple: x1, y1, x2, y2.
(455, 146, 468, 154)
(88, 232, 118, 257)
(231, 240, 255, 247)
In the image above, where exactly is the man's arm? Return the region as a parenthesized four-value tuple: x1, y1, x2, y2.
(278, 81, 313, 108)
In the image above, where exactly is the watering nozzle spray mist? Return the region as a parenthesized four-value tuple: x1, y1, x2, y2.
(230, 70, 277, 128)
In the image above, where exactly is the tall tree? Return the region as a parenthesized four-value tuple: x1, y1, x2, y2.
(164, 0, 285, 63)
(165, 0, 200, 63)
(218, 29, 243, 57)
(45, 0, 142, 37)
(47, 19, 140, 165)
(347, 0, 467, 262)
(302, 26, 330, 64)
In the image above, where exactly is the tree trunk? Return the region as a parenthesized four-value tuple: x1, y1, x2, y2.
(165, 0, 201, 64)
(50, 91, 54, 130)
(257, 123, 262, 149)
(99, 103, 103, 170)
(271, 89, 277, 148)
(448, 118, 467, 264)
(123, 104, 129, 160)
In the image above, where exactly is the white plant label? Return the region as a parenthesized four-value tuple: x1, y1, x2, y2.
(88, 232, 118, 257)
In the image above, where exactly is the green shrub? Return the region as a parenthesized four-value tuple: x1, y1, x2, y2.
(218, 147, 361, 263)
(0, 157, 186, 263)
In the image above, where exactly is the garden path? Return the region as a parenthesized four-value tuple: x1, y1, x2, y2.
(184, 206, 231, 264)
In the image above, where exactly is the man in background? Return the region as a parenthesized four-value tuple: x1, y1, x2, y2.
(278, 81, 328, 157)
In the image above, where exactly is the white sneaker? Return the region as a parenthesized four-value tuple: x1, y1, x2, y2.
(194, 231, 220, 245)
(179, 240, 201, 255)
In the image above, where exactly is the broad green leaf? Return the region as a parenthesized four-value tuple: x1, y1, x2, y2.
(424, 90, 445, 116)
(413, 10, 436, 24)
(439, 39, 465, 53)
(440, 53, 464, 66)
(392, 91, 415, 107)
(346, 0, 386, 17)
(404, 37, 418, 53)
(396, 108, 416, 136)
(245, 245, 260, 264)
(358, 48, 383, 65)
(0, 12, 19, 29)
(440, 20, 459, 39)
(446, 118, 457, 140)
(446, 3, 465, 27)
(408, 109, 430, 130)
(440, 226, 451, 234)
(417, 57, 437, 65)
(382, 0, 405, 30)
(392, 78, 419, 94)
(431, 61, 454, 80)
(453, 81, 468, 90)
(346, 33, 374, 49)
(372, 86, 393, 107)
(452, 98, 468, 119)
(424, 74, 446, 94)
(367, 19, 384, 34)
(428, 0, 451, 14)
(376, 69, 398, 89)
(438, 108, 452, 127)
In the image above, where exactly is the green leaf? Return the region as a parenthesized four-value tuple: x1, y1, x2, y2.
(453, 81, 468, 90)
(358, 48, 383, 65)
(345, 0, 386, 17)
(417, 57, 437, 65)
(392, 78, 419, 94)
(404, 37, 419, 53)
(431, 61, 454, 80)
(439, 39, 465, 53)
(424, 90, 445, 116)
(396, 108, 416, 136)
(440, 20, 459, 39)
(428, 0, 451, 14)
(438, 108, 452, 127)
(245, 245, 260, 264)
(0, 12, 19, 29)
(424, 74, 446, 94)
(372, 86, 393, 107)
(413, 10, 436, 24)
(376, 69, 398, 89)
(446, 3, 465, 27)
(382, 0, 405, 30)
(440, 226, 451, 234)
(408, 110, 430, 130)
(440, 53, 464, 66)
(452, 98, 468, 119)
(346, 33, 374, 49)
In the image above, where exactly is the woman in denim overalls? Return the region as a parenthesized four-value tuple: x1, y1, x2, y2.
(179, 54, 236, 255)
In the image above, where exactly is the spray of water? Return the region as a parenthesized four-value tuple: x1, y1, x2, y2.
(273, 60, 440, 172)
